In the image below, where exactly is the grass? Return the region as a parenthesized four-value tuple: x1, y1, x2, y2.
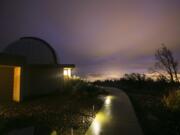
(162, 90, 180, 112)
(0, 80, 107, 135)
(126, 90, 180, 135)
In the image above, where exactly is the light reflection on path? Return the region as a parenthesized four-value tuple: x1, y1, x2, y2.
(85, 88, 143, 135)
(88, 96, 114, 135)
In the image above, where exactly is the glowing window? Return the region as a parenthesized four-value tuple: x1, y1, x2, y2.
(63, 68, 72, 78)
(64, 69, 68, 76)
(13, 67, 21, 102)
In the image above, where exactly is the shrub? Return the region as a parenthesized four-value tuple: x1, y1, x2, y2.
(63, 79, 108, 98)
(63, 79, 82, 94)
(162, 90, 180, 112)
(73, 81, 107, 98)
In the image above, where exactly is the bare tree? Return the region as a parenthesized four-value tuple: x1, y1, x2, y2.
(153, 44, 179, 83)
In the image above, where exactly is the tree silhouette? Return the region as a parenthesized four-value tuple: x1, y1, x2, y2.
(153, 44, 179, 83)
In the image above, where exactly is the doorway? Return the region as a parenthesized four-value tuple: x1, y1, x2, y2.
(0, 65, 21, 102)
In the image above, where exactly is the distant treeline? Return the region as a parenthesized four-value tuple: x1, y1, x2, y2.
(93, 73, 180, 94)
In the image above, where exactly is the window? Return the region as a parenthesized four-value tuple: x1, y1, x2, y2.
(63, 68, 72, 78)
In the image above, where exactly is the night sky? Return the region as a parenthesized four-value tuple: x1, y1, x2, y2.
(0, 0, 180, 81)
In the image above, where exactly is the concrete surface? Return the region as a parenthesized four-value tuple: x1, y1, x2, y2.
(85, 87, 143, 135)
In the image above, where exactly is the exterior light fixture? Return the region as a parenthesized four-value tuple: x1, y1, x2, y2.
(62, 64, 75, 79)
(63, 68, 72, 78)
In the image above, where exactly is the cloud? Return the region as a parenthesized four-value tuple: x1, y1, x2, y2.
(0, 0, 180, 80)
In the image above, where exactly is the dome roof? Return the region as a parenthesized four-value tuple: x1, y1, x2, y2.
(4, 37, 58, 65)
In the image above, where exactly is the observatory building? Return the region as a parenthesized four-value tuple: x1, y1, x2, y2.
(0, 37, 75, 102)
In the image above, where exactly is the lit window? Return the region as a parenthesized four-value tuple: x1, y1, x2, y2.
(63, 68, 72, 78)
(64, 69, 68, 76)
(13, 67, 21, 102)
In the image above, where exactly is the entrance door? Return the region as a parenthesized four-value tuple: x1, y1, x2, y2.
(0, 65, 21, 102)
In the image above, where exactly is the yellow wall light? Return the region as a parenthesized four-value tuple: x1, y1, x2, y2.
(13, 66, 21, 102)
(63, 68, 72, 78)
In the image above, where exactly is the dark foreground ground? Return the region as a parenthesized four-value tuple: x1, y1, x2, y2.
(0, 89, 106, 135)
(125, 90, 180, 135)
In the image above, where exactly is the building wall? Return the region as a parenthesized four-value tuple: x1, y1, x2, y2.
(21, 66, 63, 100)
(0, 53, 25, 66)
(0, 66, 14, 101)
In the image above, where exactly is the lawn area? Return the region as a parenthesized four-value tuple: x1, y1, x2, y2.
(0, 81, 108, 135)
(126, 90, 180, 135)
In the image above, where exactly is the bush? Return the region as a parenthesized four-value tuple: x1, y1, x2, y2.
(62, 79, 82, 94)
(162, 90, 180, 112)
(94, 73, 180, 93)
(63, 79, 108, 98)
(73, 81, 107, 98)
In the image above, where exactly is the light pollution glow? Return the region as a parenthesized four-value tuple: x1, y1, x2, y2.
(0, 0, 180, 81)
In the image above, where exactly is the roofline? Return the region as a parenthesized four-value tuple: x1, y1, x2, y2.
(60, 64, 75, 68)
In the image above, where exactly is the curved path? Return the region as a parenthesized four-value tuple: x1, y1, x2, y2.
(85, 87, 143, 135)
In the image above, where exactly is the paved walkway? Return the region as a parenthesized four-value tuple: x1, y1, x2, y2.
(85, 87, 143, 135)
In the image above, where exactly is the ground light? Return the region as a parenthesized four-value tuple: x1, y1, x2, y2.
(105, 96, 112, 105)
(86, 95, 114, 135)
